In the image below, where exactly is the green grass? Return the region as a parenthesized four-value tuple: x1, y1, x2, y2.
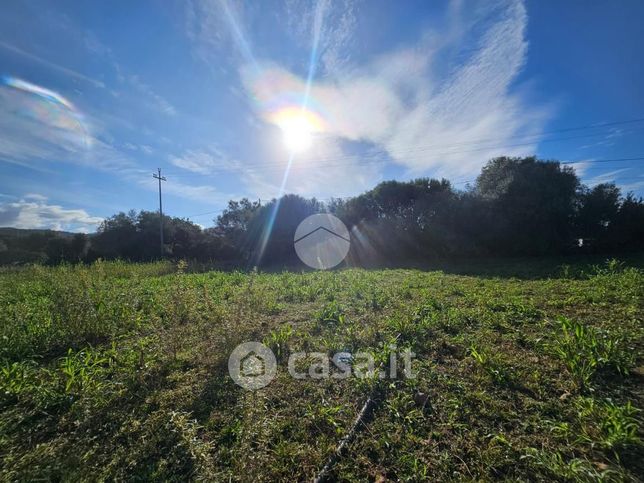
(0, 259, 642, 481)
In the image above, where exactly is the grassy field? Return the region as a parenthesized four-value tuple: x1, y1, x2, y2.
(0, 259, 642, 481)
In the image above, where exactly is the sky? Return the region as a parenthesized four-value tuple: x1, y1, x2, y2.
(0, 0, 643, 232)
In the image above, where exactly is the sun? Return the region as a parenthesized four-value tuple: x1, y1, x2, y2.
(270, 107, 325, 154)
(280, 115, 313, 153)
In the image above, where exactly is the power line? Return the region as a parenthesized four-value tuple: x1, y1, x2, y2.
(168, 152, 644, 181)
(181, 157, 644, 219)
(561, 157, 644, 164)
(165, 116, 644, 174)
(165, 131, 644, 178)
(163, 117, 644, 177)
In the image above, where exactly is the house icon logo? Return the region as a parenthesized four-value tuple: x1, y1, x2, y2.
(228, 342, 277, 390)
(294, 213, 350, 270)
(240, 351, 265, 377)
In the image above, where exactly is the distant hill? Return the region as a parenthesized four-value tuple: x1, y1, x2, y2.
(0, 227, 78, 239)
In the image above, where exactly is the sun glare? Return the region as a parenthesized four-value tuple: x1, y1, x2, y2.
(270, 107, 324, 154)
(281, 116, 313, 153)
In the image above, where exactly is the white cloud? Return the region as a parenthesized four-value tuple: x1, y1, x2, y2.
(0, 81, 94, 168)
(0, 84, 227, 207)
(285, 0, 357, 75)
(0, 82, 233, 207)
(0, 197, 103, 232)
(583, 168, 632, 188)
(169, 147, 239, 175)
(236, 137, 385, 201)
(23, 193, 48, 201)
(185, 0, 356, 76)
(164, 182, 231, 204)
(181, 0, 550, 199)
(123, 142, 154, 155)
(568, 160, 593, 178)
(283, 139, 384, 199)
(127, 75, 177, 116)
(236, 0, 551, 189)
(620, 179, 644, 193)
(0, 41, 105, 88)
(184, 0, 254, 66)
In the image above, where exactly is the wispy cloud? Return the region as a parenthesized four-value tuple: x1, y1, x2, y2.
(285, 0, 357, 75)
(0, 77, 229, 208)
(0, 195, 103, 232)
(0, 79, 149, 177)
(237, 137, 385, 201)
(184, 0, 255, 68)
(180, 0, 550, 199)
(236, 0, 550, 184)
(0, 41, 105, 88)
(127, 75, 177, 116)
(23, 193, 48, 201)
(0, 80, 92, 166)
(170, 147, 239, 175)
(164, 182, 233, 205)
(620, 178, 644, 193)
(583, 168, 632, 187)
(568, 160, 593, 178)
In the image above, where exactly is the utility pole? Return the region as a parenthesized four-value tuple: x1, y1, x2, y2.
(152, 168, 166, 257)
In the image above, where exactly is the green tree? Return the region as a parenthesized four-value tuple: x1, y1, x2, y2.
(247, 195, 323, 266)
(476, 156, 580, 255)
(575, 183, 621, 250)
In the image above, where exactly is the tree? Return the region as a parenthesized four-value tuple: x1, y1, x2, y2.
(216, 199, 261, 236)
(4, 156, 643, 267)
(214, 198, 262, 259)
(475, 157, 580, 255)
(91, 211, 223, 262)
(575, 183, 621, 250)
(610, 193, 644, 251)
(334, 178, 458, 261)
(91, 211, 139, 259)
(246, 195, 323, 266)
(70, 234, 89, 261)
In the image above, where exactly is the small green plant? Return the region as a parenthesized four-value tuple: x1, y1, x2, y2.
(0, 361, 32, 402)
(305, 404, 343, 434)
(60, 347, 112, 394)
(576, 398, 641, 454)
(316, 301, 346, 325)
(387, 315, 416, 339)
(593, 258, 625, 276)
(468, 345, 510, 385)
(522, 448, 608, 481)
(552, 316, 632, 389)
(0, 360, 63, 409)
(176, 259, 188, 274)
(559, 264, 572, 278)
(263, 325, 294, 362)
(364, 287, 388, 311)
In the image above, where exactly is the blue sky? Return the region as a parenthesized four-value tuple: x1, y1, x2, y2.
(1, 0, 643, 232)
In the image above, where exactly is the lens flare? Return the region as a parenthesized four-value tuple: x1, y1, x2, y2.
(1, 76, 91, 149)
(243, 67, 330, 153)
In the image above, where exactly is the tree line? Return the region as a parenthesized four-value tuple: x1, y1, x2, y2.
(2, 157, 643, 266)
